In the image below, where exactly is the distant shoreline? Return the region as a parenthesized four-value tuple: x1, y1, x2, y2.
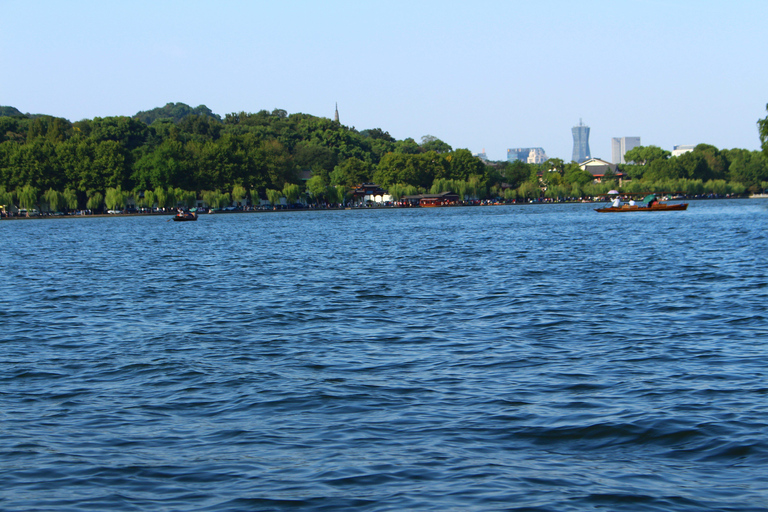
(2, 195, 755, 221)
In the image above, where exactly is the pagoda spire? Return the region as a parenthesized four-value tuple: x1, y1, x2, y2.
(334, 103, 339, 123)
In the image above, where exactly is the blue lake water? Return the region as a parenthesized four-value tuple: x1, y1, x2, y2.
(2, 199, 768, 511)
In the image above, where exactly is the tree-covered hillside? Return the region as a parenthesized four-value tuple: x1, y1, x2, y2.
(0, 103, 767, 213)
(134, 102, 222, 124)
(0, 106, 24, 117)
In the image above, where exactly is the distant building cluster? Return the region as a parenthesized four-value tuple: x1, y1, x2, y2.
(487, 118, 696, 166)
(507, 147, 548, 164)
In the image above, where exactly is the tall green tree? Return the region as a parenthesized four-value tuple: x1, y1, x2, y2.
(758, 103, 768, 157)
(330, 157, 371, 187)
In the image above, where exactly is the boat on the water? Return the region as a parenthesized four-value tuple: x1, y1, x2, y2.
(595, 202, 688, 213)
(173, 211, 198, 221)
(595, 193, 687, 213)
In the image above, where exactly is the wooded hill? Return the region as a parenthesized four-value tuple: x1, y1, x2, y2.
(1, 102, 767, 212)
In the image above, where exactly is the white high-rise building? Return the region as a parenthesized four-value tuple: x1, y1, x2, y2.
(611, 136, 641, 164)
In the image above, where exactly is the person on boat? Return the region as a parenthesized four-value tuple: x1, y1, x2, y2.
(612, 196, 622, 208)
(629, 199, 636, 206)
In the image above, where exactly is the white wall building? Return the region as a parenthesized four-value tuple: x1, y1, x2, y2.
(671, 144, 695, 157)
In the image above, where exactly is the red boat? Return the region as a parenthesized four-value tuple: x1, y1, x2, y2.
(595, 203, 688, 213)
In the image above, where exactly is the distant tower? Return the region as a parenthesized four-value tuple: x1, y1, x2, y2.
(334, 103, 339, 123)
(571, 119, 591, 163)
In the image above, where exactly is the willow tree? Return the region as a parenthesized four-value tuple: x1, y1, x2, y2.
(202, 190, 229, 209)
(232, 185, 246, 206)
(17, 185, 39, 210)
(42, 188, 63, 212)
(154, 187, 167, 210)
(62, 188, 78, 211)
(0, 186, 14, 211)
(105, 186, 126, 210)
(87, 191, 104, 211)
(174, 189, 196, 208)
(142, 189, 156, 209)
(517, 181, 541, 200)
(388, 183, 417, 201)
(266, 189, 283, 207)
(282, 183, 301, 204)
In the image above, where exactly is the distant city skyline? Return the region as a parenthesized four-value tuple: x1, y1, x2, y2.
(507, 147, 548, 164)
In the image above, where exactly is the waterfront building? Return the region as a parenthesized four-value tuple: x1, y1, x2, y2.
(571, 120, 591, 163)
(611, 136, 641, 164)
(507, 147, 548, 164)
(671, 144, 695, 157)
(579, 158, 626, 184)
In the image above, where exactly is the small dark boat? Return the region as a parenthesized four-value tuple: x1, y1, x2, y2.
(173, 211, 198, 221)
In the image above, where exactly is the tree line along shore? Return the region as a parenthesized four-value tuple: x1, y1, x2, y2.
(1, 102, 768, 215)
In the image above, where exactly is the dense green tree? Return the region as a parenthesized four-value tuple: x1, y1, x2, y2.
(563, 163, 594, 186)
(420, 135, 452, 153)
(447, 149, 487, 181)
(726, 149, 767, 188)
(623, 145, 671, 165)
(134, 102, 221, 124)
(330, 157, 371, 187)
(306, 175, 328, 204)
(394, 138, 422, 155)
(497, 160, 530, 189)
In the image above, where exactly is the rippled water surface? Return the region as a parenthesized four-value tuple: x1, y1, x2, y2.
(3, 200, 768, 511)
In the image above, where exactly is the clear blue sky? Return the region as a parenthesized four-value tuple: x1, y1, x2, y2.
(2, 0, 767, 162)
